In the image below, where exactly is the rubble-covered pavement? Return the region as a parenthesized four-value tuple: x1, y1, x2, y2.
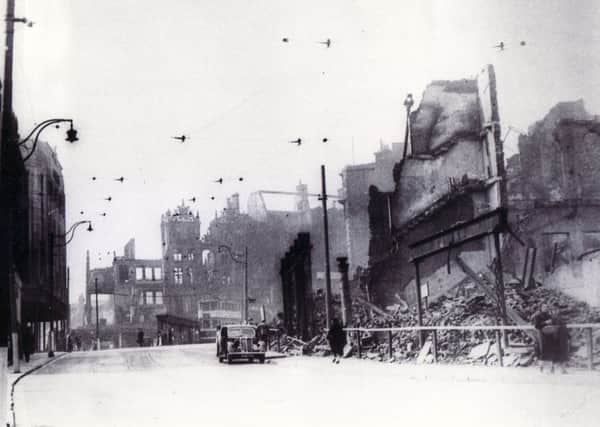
(281, 279, 600, 369)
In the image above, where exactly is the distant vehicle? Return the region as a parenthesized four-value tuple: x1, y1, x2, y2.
(216, 324, 266, 364)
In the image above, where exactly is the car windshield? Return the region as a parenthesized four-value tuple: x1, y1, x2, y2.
(227, 327, 255, 338)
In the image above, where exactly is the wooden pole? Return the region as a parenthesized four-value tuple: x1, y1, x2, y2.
(95, 278, 100, 350)
(388, 331, 393, 359)
(432, 330, 438, 363)
(357, 331, 362, 358)
(493, 232, 508, 347)
(587, 327, 594, 371)
(495, 330, 503, 367)
(415, 261, 424, 347)
(337, 257, 352, 326)
(321, 165, 333, 330)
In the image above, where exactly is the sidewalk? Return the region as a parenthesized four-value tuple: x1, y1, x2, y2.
(3, 352, 65, 426)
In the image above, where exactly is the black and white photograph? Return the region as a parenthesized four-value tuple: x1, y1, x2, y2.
(0, 1, 599, 426)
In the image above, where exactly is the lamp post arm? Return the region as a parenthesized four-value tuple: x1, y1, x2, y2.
(21, 119, 73, 162)
(54, 220, 92, 247)
(19, 118, 72, 145)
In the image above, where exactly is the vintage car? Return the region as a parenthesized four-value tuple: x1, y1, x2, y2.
(216, 324, 266, 364)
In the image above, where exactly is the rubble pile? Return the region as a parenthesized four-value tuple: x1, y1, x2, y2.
(294, 281, 600, 367)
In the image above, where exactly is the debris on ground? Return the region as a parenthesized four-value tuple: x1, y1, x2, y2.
(279, 278, 600, 368)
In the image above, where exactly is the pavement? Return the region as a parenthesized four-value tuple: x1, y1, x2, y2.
(10, 344, 600, 427)
(4, 352, 66, 426)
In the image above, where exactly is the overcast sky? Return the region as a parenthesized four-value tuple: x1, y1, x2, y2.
(5, 0, 600, 300)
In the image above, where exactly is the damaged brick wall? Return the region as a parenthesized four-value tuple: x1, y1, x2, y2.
(392, 79, 487, 229)
(506, 100, 600, 306)
(367, 66, 502, 308)
(517, 100, 594, 201)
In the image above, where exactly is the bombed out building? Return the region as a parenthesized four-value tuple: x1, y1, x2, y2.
(339, 143, 403, 278)
(85, 240, 167, 347)
(366, 65, 505, 308)
(504, 100, 600, 306)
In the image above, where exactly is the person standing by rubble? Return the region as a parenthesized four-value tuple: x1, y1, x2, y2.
(533, 304, 568, 373)
(327, 318, 347, 364)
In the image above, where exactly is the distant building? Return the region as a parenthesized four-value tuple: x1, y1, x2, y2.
(339, 143, 402, 277)
(160, 203, 207, 319)
(85, 240, 166, 347)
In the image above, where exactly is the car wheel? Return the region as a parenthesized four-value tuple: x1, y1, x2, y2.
(259, 356, 265, 364)
(227, 355, 232, 364)
(218, 357, 223, 363)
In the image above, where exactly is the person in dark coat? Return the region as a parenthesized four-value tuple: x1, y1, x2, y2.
(136, 329, 144, 347)
(327, 318, 347, 364)
(533, 304, 568, 373)
(22, 325, 35, 363)
(67, 334, 74, 353)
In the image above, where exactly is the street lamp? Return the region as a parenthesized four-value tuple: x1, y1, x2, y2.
(402, 93, 414, 160)
(218, 244, 248, 323)
(20, 118, 78, 162)
(47, 220, 93, 357)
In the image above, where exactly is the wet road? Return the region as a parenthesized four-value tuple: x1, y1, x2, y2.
(12, 344, 600, 427)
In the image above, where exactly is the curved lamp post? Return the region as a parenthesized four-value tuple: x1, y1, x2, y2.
(47, 220, 93, 357)
(218, 244, 248, 323)
(20, 118, 78, 162)
(402, 93, 414, 160)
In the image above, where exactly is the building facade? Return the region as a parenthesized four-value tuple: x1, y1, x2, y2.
(21, 140, 68, 352)
(339, 143, 402, 277)
(85, 240, 167, 347)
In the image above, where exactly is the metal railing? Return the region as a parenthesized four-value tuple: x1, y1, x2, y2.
(344, 323, 600, 370)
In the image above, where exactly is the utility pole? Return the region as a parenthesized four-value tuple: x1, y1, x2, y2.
(95, 277, 100, 350)
(320, 165, 332, 330)
(2, 0, 19, 374)
(48, 232, 55, 357)
(243, 246, 248, 323)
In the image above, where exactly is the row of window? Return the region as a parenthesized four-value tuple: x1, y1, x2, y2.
(140, 291, 163, 305)
(173, 267, 193, 284)
(172, 252, 194, 262)
(135, 267, 162, 281)
(199, 301, 240, 312)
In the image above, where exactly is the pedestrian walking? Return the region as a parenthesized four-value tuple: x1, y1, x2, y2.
(136, 328, 145, 347)
(533, 304, 568, 373)
(74, 335, 81, 351)
(327, 318, 347, 364)
(67, 334, 74, 352)
(22, 324, 35, 363)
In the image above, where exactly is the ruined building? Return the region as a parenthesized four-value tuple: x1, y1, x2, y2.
(367, 65, 505, 307)
(505, 100, 600, 306)
(339, 143, 402, 277)
(85, 240, 166, 347)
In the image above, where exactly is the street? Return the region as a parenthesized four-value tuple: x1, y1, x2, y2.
(12, 344, 600, 427)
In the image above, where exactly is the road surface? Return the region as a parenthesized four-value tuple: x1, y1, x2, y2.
(12, 344, 600, 427)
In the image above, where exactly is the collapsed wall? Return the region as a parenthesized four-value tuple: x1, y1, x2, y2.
(504, 100, 600, 307)
(393, 79, 487, 228)
(368, 66, 502, 307)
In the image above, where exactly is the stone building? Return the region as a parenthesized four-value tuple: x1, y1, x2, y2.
(21, 140, 68, 352)
(160, 203, 209, 321)
(504, 100, 600, 306)
(85, 239, 166, 347)
(366, 66, 505, 307)
(339, 143, 402, 278)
